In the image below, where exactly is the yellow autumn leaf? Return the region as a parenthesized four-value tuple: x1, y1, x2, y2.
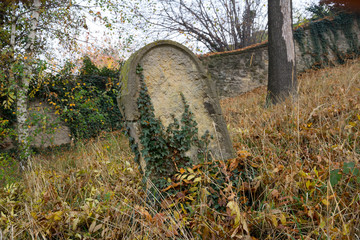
(53, 211, 63, 221)
(180, 174, 188, 180)
(187, 174, 195, 181)
(93, 224, 103, 233)
(322, 199, 330, 206)
(180, 203, 187, 214)
(280, 213, 287, 226)
(271, 214, 278, 227)
(349, 122, 357, 127)
(314, 167, 319, 178)
(227, 201, 241, 226)
(343, 223, 351, 235)
(30, 212, 37, 219)
(299, 170, 308, 177)
(72, 218, 79, 230)
(194, 177, 202, 182)
(89, 220, 97, 233)
(319, 217, 326, 229)
(173, 210, 180, 220)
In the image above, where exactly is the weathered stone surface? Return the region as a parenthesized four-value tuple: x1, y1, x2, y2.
(1, 101, 71, 151)
(200, 43, 268, 98)
(200, 14, 360, 98)
(28, 100, 71, 148)
(294, 16, 360, 72)
(118, 40, 234, 173)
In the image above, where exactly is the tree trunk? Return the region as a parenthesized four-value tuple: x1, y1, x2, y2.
(17, 0, 41, 170)
(266, 0, 297, 105)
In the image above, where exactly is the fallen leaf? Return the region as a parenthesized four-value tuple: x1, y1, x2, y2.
(271, 189, 280, 199)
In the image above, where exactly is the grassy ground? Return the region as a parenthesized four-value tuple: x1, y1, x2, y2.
(0, 59, 359, 239)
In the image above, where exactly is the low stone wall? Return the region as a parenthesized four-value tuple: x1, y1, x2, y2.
(200, 43, 268, 98)
(200, 14, 360, 98)
(28, 101, 71, 148)
(1, 101, 71, 151)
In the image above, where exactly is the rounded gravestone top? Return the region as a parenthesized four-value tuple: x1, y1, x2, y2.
(118, 40, 210, 120)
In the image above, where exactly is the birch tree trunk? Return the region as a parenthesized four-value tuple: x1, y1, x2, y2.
(17, 0, 41, 170)
(266, 0, 297, 105)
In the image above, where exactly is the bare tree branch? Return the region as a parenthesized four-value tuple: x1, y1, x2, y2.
(132, 0, 267, 52)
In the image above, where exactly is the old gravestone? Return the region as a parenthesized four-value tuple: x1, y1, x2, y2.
(118, 40, 234, 177)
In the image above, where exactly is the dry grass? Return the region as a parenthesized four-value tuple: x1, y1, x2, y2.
(0, 59, 359, 239)
(0, 132, 192, 239)
(220, 59, 360, 239)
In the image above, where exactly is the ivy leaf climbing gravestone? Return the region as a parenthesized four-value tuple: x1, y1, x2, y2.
(118, 40, 234, 182)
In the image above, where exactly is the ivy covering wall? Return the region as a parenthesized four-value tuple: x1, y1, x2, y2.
(201, 13, 360, 98)
(0, 57, 123, 152)
(294, 13, 360, 69)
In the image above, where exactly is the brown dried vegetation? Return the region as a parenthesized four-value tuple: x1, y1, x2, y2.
(0, 59, 359, 239)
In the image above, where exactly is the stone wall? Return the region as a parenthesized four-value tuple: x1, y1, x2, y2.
(200, 14, 360, 98)
(28, 101, 71, 148)
(200, 43, 268, 98)
(1, 101, 71, 151)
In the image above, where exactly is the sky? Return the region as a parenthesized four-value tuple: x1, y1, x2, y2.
(294, 0, 320, 10)
(52, 0, 321, 65)
(122, 0, 320, 55)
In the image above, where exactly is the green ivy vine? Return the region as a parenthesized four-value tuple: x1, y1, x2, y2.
(294, 13, 360, 69)
(293, 27, 306, 56)
(134, 64, 212, 192)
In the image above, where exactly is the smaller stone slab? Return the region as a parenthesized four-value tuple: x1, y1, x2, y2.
(0, 101, 71, 151)
(118, 40, 234, 175)
(29, 101, 71, 148)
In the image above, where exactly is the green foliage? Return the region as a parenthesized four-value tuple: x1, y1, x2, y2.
(0, 117, 19, 185)
(0, 117, 14, 143)
(294, 13, 360, 69)
(306, 4, 332, 20)
(134, 65, 211, 190)
(334, 13, 359, 54)
(293, 27, 306, 55)
(0, 56, 123, 162)
(32, 57, 123, 140)
(330, 169, 342, 186)
(330, 162, 360, 187)
(0, 153, 19, 187)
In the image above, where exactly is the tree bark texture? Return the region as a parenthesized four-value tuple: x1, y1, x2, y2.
(267, 0, 297, 105)
(17, 0, 41, 169)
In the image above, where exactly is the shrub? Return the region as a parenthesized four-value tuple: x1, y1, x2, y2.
(32, 56, 123, 141)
